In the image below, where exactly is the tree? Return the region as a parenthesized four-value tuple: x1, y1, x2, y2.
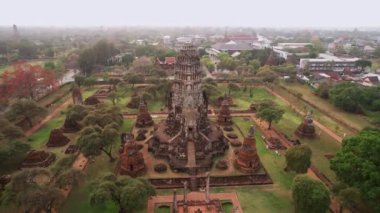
(0, 116, 23, 139)
(92, 40, 118, 65)
(121, 53, 135, 68)
(330, 128, 380, 211)
(131, 56, 154, 74)
(107, 91, 121, 106)
(329, 83, 364, 113)
(44, 61, 56, 70)
(1, 169, 64, 213)
(108, 78, 121, 91)
(335, 187, 366, 213)
(17, 39, 37, 59)
(78, 48, 96, 76)
(292, 176, 330, 213)
(256, 65, 277, 83)
(56, 169, 85, 188)
(285, 144, 312, 173)
(1, 64, 57, 100)
(123, 73, 144, 89)
(355, 59, 372, 71)
(74, 75, 86, 87)
(256, 103, 284, 129)
(218, 53, 237, 71)
(6, 99, 47, 128)
(315, 81, 332, 99)
(89, 173, 155, 213)
(77, 106, 123, 161)
(227, 83, 240, 95)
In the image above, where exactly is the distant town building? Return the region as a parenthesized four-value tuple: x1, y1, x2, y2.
(273, 43, 312, 60)
(300, 53, 360, 72)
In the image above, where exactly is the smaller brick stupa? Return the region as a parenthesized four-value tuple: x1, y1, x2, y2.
(135, 96, 154, 128)
(84, 96, 100, 105)
(235, 126, 260, 173)
(295, 112, 316, 138)
(21, 150, 56, 168)
(118, 134, 145, 177)
(46, 129, 70, 147)
(217, 94, 233, 126)
(72, 85, 83, 105)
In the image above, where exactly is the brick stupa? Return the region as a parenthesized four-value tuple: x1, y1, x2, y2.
(118, 134, 146, 177)
(217, 95, 233, 126)
(135, 96, 154, 128)
(295, 112, 316, 138)
(235, 126, 261, 173)
(72, 85, 83, 105)
(46, 128, 70, 147)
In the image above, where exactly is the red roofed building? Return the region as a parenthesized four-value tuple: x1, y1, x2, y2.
(157, 56, 176, 71)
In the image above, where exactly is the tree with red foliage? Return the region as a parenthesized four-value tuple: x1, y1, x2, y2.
(0, 63, 57, 101)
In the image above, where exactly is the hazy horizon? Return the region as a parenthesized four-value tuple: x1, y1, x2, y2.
(2, 0, 380, 28)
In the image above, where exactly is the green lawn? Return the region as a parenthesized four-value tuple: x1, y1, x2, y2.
(212, 84, 275, 110)
(223, 86, 340, 182)
(60, 117, 139, 213)
(38, 83, 73, 107)
(27, 114, 66, 149)
(278, 81, 373, 134)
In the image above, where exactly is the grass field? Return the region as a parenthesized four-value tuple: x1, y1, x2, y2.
(279, 81, 373, 133)
(38, 83, 73, 108)
(220, 86, 341, 182)
(60, 119, 140, 213)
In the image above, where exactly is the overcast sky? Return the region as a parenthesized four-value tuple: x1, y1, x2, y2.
(2, 0, 379, 28)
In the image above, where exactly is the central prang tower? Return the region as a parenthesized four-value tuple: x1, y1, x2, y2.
(169, 43, 209, 140)
(149, 43, 228, 175)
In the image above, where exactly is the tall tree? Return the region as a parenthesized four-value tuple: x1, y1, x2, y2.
(1, 64, 57, 100)
(330, 128, 380, 211)
(74, 75, 86, 87)
(285, 144, 312, 173)
(77, 106, 122, 161)
(78, 48, 96, 76)
(6, 99, 47, 128)
(256, 103, 284, 129)
(292, 176, 330, 213)
(1, 169, 64, 213)
(89, 173, 155, 213)
(131, 56, 154, 74)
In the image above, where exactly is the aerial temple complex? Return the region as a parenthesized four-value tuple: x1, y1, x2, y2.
(149, 44, 228, 175)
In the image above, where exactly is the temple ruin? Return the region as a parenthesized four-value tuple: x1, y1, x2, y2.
(235, 126, 261, 173)
(118, 134, 146, 177)
(217, 95, 233, 126)
(295, 112, 316, 138)
(21, 150, 56, 168)
(135, 96, 154, 128)
(72, 85, 83, 105)
(149, 43, 228, 174)
(46, 128, 70, 147)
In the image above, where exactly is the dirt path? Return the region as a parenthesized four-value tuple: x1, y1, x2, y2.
(24, 98, 72, 137)
(264, 87, 343, 143)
